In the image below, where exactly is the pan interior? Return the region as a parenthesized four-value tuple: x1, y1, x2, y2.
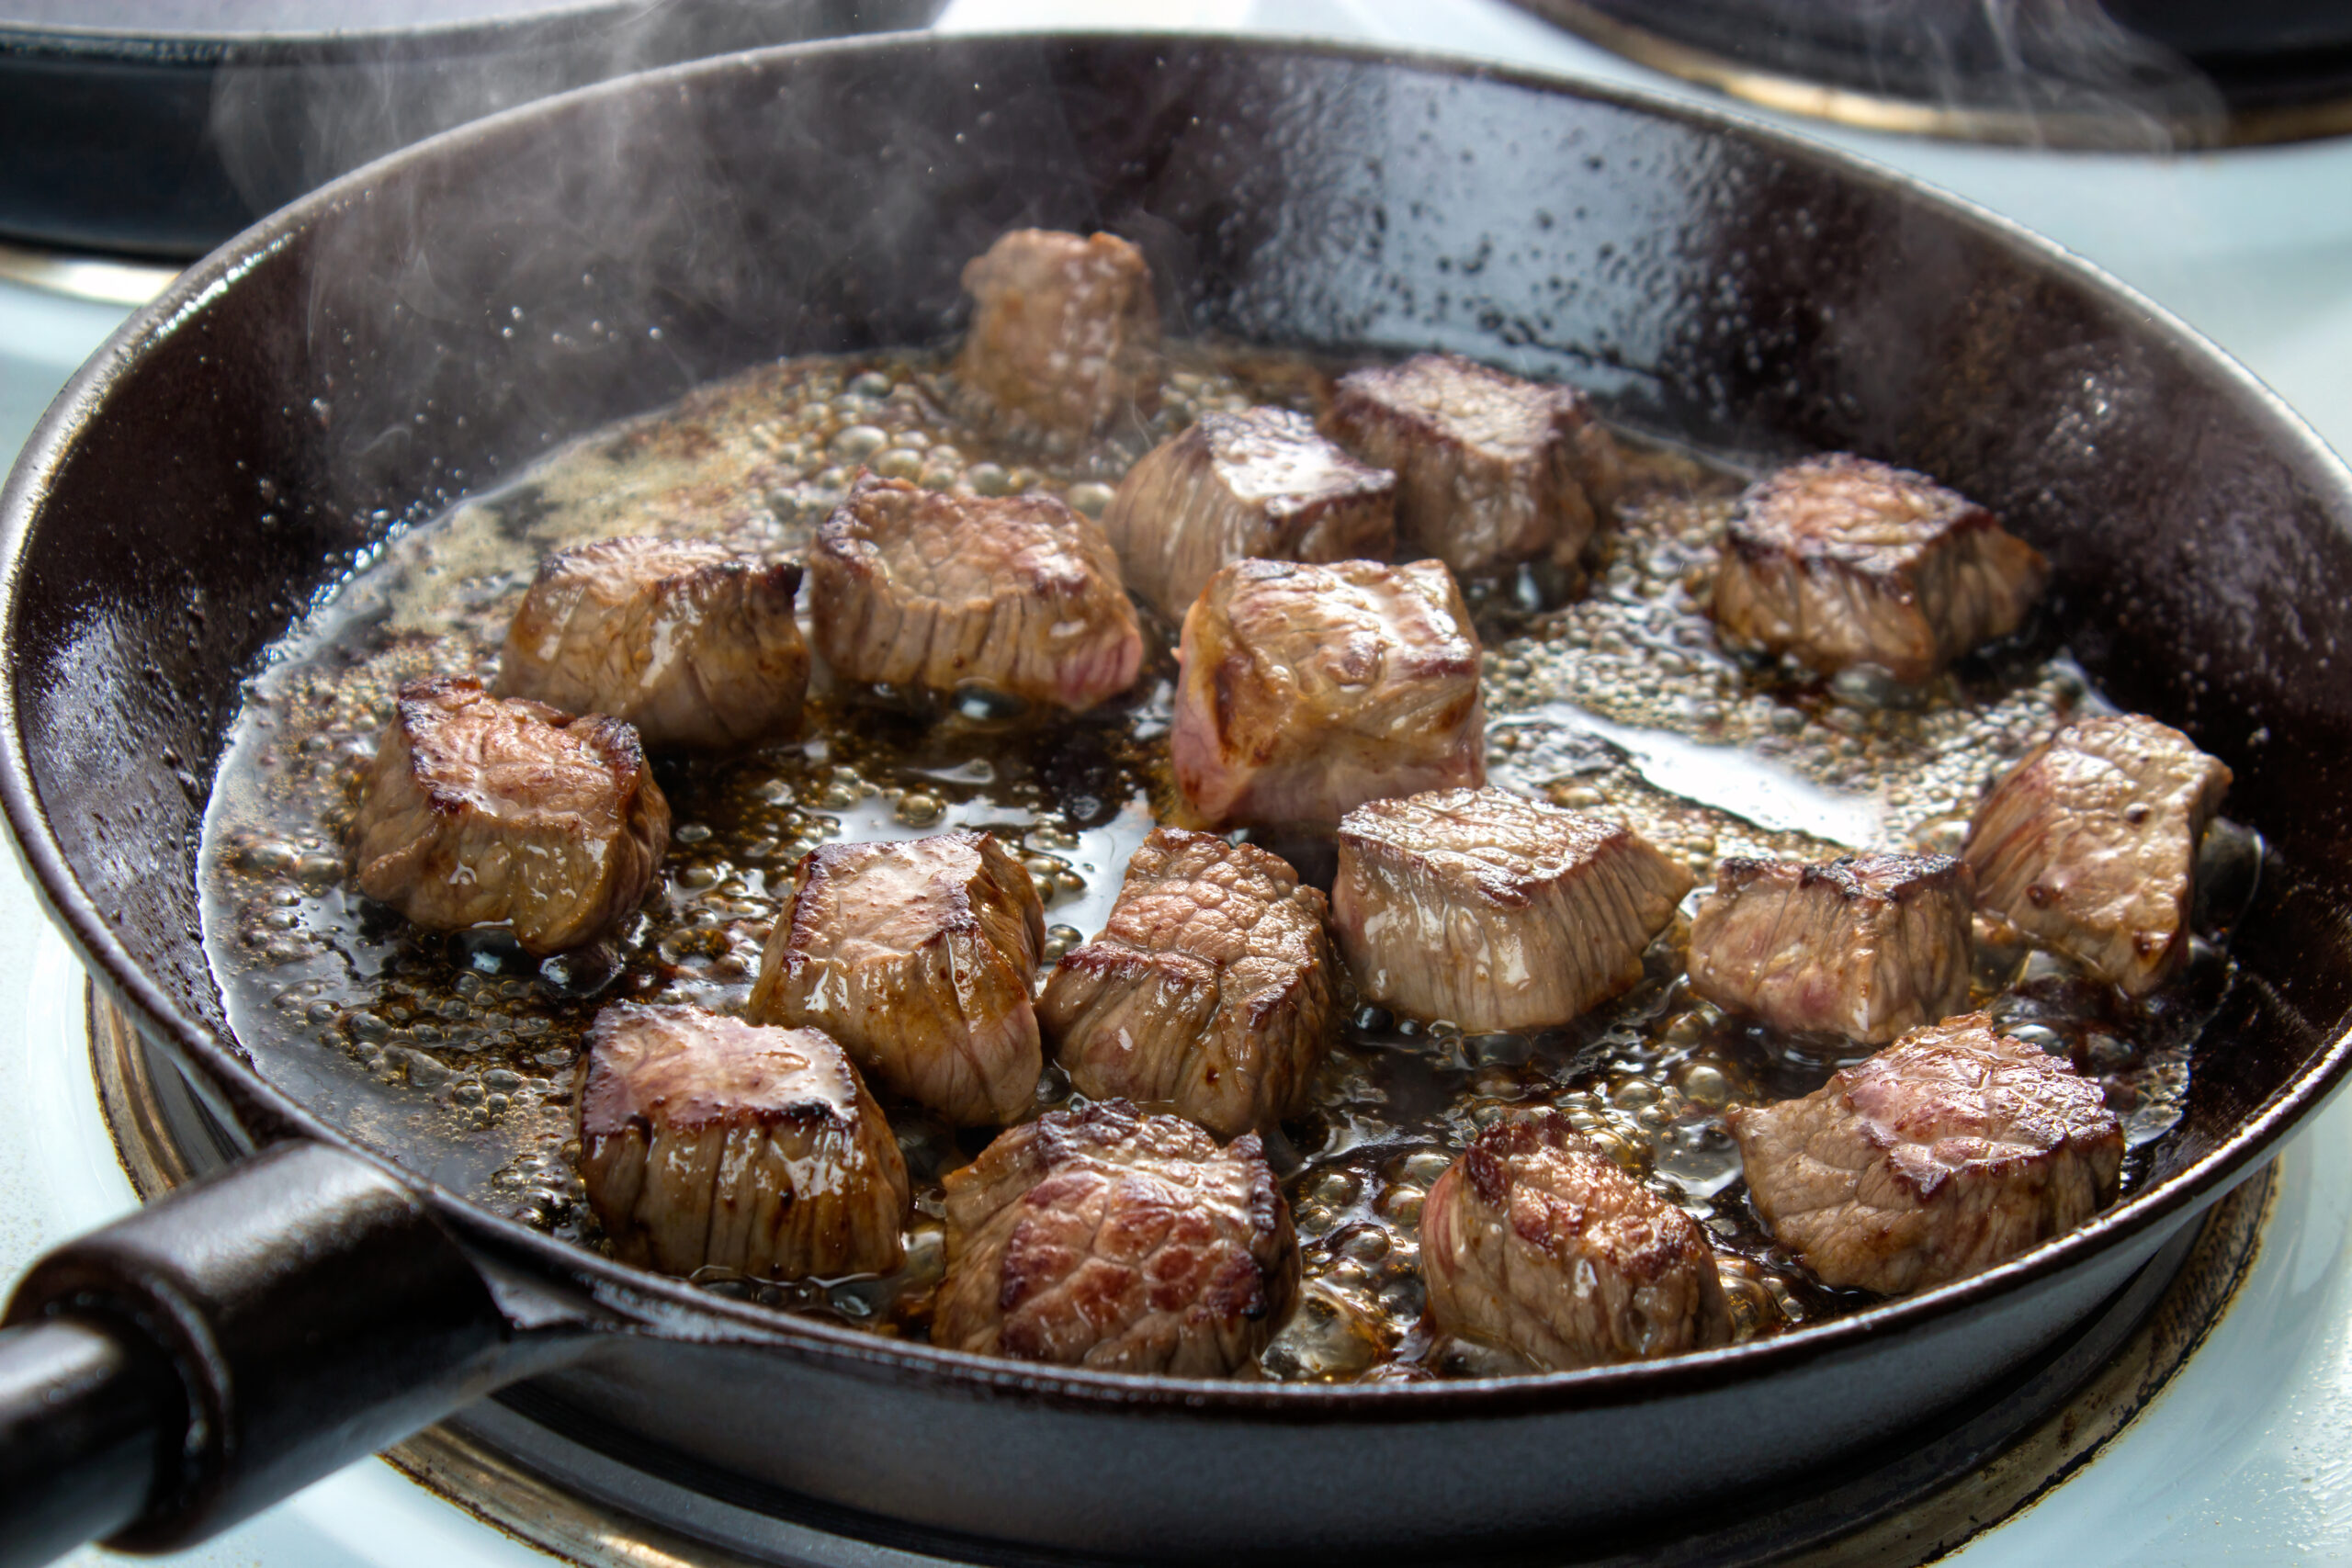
(196, 312, 2245, 1379)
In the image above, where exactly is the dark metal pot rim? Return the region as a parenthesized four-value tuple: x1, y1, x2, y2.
(1509, 0, 2352, 150)
(0, 0, 777, 68)
(6, 28, 2349, 1419)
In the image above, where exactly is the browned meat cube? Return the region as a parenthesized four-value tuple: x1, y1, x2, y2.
(1963, 714, 2232, 997)
(496, 536, 808, 750)
(1331, 787, 1692, 1032)
(748, 832, 1046, 1127)
(1099, 407, 1397, 616)
(348, 675, 668, 956)
(955, 228, 1160, 440)
(1421, 1111, 1730, 1371)
(1688, 852, 1974, 1045)
(1037, 828, 1336, 1139)
(1321, 352, 1619, 578)
(1727, 1013, 2122, 1295)
(1711, 454, 2049, 682)
(1170, 558, 1485, 832)
(578, 1002, 910, 1280)
(934, 1100, 1297, 1375)
(808, 475, 1144, 711)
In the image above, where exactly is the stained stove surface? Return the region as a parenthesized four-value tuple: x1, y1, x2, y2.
(5, 3, 2352, 1562)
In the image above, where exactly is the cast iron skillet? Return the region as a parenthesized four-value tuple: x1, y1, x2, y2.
(2, 30, 2350, 1568)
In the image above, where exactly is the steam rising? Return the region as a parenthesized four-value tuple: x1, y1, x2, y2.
(1704, 0, 2229, 150)
(202, 1, 934, 232)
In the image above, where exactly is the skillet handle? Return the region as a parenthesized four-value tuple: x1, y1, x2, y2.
(0, 1139, 548, 1567)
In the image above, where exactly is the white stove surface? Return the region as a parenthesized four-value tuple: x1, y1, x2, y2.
(6, 3, 2352, 1562)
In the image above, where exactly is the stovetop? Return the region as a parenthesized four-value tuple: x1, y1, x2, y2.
(5, 3, 2352, 1563)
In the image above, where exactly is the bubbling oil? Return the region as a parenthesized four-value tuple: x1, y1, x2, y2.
(200, 344, 2248, 1382)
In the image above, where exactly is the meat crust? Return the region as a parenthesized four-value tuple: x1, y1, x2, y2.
(348, 675, 669, 956)
(808, 475, 1144, 710)
(955, 228, 1161, 440)
(1332, 787, 1693, 1031)
(1170, 558, 1486, 832)
(1038, 828, 1337, 1139)
(1688, 852, 1974, 1044)
(578, 1003, 910, 1280)
(1321, 352, 1619, 577)
(935, 1100, 1298, 1375)
(1100, 407, 1397, 616)
(1711, 454, 2050, 682)
(1421, 1111, 1730, 1371)
(1962, 713, 2232, 997)
(748, 832, 1046, 1126)
(1727, 1013, 2122, 1295)
(497, 536, 808, 750)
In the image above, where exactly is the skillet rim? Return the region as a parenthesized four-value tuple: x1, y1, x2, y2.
(4, 27, 2350, 1420)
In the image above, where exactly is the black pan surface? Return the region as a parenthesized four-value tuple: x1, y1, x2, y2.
(5, 32, 2352, 1560)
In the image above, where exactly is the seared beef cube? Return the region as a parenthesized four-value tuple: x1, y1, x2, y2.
(578, 1003, 910, 1280)
(808, 475, 1143, 711)
(1688, 852, 1973, 1044)
(1321, 352, 1619, 577)
(1038, 828, 1336, 1139)
(1712, 454, 2049, 682)
(1101, 407, 1397, 616)
(1963, 714, 2232, 997)
(349, 675, 668, 956)
(1727, 1012, 2121, 1295)
(1422, 1111, 1730, 1370)
(955, 228, 1160, 439)
(1171, 558, 1485, 832)
(1332, 787, 1692, 1032)
(749, 832, 1046, 1126)
(935, 1100, 1297, 1375)
(497, 536, 808, 750)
